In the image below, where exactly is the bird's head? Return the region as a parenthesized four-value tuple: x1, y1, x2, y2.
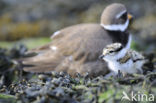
(99, 43, 124, 61)
(101, 3, 133, 32)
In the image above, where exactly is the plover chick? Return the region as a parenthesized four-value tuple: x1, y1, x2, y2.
(100, 43, 147, 75)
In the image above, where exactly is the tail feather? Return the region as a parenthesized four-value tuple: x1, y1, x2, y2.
(22, 50, 64, 73)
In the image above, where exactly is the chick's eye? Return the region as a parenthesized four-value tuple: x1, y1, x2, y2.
(109, 51, 114, 53)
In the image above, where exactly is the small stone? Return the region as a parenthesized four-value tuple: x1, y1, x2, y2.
(63, 79, 70, 84)
(51, 78, 60, 86)
(84, 72, 89, 78)
(53, 88, 64, 97)
(38, 74, 46, 80)
(64, 74, 70, 79)
(58, 77, 63, 81)
(75, 78, 80, 84)
(59, 71, 65, 77)
(27, 83, 31, 87)
(51, 71, 59, 77)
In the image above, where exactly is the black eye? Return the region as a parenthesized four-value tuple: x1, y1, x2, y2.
(120, 12, 127, 21)
(109, 51, 114, 53)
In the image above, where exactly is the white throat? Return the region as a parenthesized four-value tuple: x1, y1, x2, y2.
(101, 19, 129, 32)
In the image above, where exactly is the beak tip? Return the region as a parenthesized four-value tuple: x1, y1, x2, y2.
(99, 55, 104, 60)
(128, 13, 133, 20)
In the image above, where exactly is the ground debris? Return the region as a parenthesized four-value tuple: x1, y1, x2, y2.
(0, 46, 155, 103)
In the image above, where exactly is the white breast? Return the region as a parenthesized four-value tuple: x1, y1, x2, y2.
(107, 59, 139, 75)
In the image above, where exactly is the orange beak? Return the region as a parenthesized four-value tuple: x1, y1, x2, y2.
(128, 13, 133, 20)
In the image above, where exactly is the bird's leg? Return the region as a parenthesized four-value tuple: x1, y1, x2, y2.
(117, 70, 124, 78)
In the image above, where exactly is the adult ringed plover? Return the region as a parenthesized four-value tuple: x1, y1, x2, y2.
(22, 3, 133, 76)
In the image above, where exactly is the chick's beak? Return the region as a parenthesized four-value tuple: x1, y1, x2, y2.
(99, 55, 104, 60)
(128, 13, 133, 20)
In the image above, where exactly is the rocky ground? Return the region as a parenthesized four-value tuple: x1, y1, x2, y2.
(0, 45, 155, 103)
